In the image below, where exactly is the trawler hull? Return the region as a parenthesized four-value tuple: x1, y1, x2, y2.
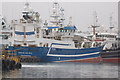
(7, 46, 103, 62)
(100, 49, 120, 63)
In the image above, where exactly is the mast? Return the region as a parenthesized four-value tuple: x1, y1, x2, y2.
(91, 11, 100, 39)
(109, 14, 114, 33)
(50, 2, 60, 26)
(67, 16, 72, 26)
(22, 2, 40, 23)
(23, 26, 26, 45)
(50, 2, 65, 27)
(24, 2, 30, 11)
(59, 7, 65, 27)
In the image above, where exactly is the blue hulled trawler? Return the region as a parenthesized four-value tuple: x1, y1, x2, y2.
(7, 2, 104, 62)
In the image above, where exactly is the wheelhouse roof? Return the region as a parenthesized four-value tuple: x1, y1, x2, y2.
(47, 26, 77, 30)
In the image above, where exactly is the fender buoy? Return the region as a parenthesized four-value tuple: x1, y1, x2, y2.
(16, 62, 22, 69)
(2, 60, 10, 71)
(9, 60, 16, 70)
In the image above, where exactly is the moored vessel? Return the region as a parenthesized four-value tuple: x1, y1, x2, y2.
(6, 2, 104, 62)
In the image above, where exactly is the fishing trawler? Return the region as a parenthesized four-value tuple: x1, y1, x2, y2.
(73, 12, 120, 63)
(89, 14, 120, 63)
(6, 2, 104, 62)
(74, 12, 117, 48)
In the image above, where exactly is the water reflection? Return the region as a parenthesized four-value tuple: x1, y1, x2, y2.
(2, 62, 119, 78)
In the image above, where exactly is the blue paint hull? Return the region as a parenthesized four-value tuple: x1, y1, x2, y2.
(7, 46, 103, 62)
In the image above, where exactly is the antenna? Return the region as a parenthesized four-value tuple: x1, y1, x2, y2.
(93, 11, 99, 26)
(109, 13, 114, 29)
(24, 1, 30, 11)
(68, 16, 72, 26)
(25, 2, 29, 7)
(59, 7, 65, 27)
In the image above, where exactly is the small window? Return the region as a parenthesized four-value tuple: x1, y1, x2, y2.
(39, 43, 42, 46)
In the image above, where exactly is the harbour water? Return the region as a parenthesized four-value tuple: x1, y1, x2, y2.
(2, 62, 119, 78)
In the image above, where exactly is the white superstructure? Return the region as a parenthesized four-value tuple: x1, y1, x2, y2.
(8, 2, 75, 49)
(42, 2, 77, 41)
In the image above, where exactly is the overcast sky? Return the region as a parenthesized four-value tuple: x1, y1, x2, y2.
(2, 1, 118, 31)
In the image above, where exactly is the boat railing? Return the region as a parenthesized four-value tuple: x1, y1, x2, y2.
(47, 43, 71, 55)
